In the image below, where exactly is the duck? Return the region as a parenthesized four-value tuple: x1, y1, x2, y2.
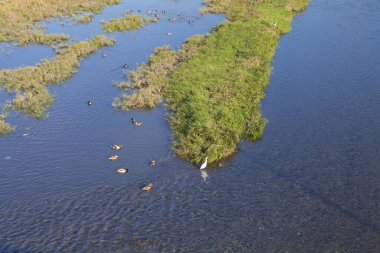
(116, 168, 128, 174)
(101, 52, 107, 58)
(123, 63, 129, 69)
(142, 183, 153, 191)
(111, 144, 122, 151)
(87, 100, 92, 106)
(200, 157, 208, 170)
(131, 117, 137, 124)
(150, 160, 156, 167)
(108, 155, 119, 160)
(167, 32, 172, 36)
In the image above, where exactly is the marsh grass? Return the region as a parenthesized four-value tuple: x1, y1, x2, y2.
(0, 35, 114, 119)
(0, 0, 121, 46)
(0, 112, 14, 135)
(75, 14, 95, 24)
(113, 36, 205, 110)
(102, 15, 156, 33)
(115, 0, 309, 164)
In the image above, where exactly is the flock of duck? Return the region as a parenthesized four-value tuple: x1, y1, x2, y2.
(90, 8, 208, 189)
(108, 117, 157, 190)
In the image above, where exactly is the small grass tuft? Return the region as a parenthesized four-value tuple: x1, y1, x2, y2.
(0, 111, 14, 135)
(102, 15, 156, 33)
(75, 14, 95, 24)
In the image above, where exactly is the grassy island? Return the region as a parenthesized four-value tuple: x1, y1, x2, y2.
(115, 0, 309, 164)
(0, 0, 121, 46)
(0, 35, 114, 133)
(102, 15, 156, 33)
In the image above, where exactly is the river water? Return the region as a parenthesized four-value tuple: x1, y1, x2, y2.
(0, 0, 379, 252)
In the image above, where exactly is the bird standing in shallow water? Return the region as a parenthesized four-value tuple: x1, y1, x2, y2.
(200, 157, 208, 170)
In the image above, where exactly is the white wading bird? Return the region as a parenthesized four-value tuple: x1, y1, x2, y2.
(200, 157, 208, 170)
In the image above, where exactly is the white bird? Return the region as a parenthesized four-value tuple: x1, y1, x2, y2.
(200, 157, 208, 170)
(274, 21, 277, 27)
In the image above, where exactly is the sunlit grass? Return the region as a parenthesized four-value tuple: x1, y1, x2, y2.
(115, 0, 309, 164)
(75, 14, 94, 24)
(0, 114, 13, 135)
(102, 15, 155, 33)
(0, 0, 121, 46)
(0, 35, 115, 119)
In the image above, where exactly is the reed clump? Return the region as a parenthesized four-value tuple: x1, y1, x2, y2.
(0, 35, 115, 119)
(0, 0, 121, 46)
(75, 14, 95, 24)
(102, 15, 156, 33)
(0, 113, 14, 135)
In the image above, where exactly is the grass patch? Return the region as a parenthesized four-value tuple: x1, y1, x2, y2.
(102, 15, 156, 33)
(75, 14, 95, 24)
(0, 113, 14, 135)
(113, 36, 206, 110)
(0, 35, 114, 119)
(0, 0, 121, 46)
(116, 0, 309, 164)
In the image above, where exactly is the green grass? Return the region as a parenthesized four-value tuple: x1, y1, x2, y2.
(0, 0, 121, 46)
(113, 36, 207, 110)
(0, 35, 115, 119)
(0, 113, 14, 135)
(116, 0, 309, 164)
(102, 15, 155, 33)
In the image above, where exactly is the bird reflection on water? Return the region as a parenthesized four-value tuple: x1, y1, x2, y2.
(201, 170, 208, 182)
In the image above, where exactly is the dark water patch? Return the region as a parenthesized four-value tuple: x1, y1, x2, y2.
(0, 43, 55, 70)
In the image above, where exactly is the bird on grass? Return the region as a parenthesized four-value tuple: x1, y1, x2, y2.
(200, 157, 208, 170)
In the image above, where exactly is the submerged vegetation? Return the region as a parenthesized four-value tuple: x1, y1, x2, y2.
(0, 35, 114, 119)
(115, 0, 309, 164)
(102, 15, 155, 33)
(0, 0, 121, 46)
